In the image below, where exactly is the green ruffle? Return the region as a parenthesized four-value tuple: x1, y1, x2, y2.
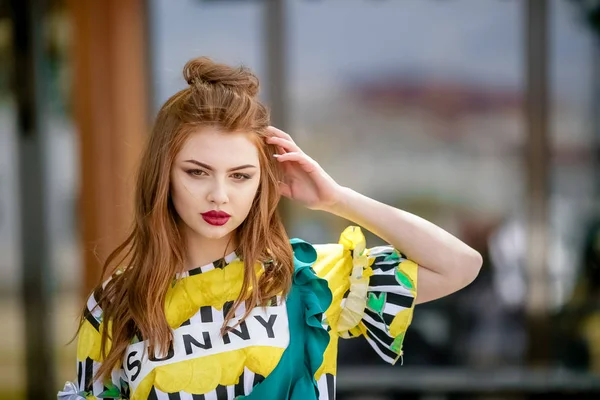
(241, 238, 332, 399)
(290, 239, 333, 384)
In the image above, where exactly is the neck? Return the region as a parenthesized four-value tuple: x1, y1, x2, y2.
(182, 229, 238, 271)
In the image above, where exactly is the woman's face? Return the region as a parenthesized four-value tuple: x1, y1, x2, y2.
(170, 127, 262, 243)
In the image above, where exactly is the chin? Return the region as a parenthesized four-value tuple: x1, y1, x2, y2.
(202, 232, 230, 240)
(196, 224, 234, 240)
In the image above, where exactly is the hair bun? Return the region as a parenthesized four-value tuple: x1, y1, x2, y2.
(183, 56, 259, 97)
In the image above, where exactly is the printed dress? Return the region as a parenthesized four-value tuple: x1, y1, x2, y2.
(58, 226, 418, 400)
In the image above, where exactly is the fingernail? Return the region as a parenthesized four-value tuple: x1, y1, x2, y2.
(273, 154, 280, 158)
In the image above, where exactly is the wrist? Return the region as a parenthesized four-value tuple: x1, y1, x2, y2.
(321, 185, 354, 216)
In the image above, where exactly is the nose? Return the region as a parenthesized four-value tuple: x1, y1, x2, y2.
(206, 179, 229, 205)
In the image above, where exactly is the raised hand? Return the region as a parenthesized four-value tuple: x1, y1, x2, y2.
(265, 126, 343, 211)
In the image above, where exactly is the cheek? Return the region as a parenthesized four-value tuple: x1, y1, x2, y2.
(171, 179, 197, 214)
(173, 175, 204, 199)
(240, 181, 261, 209)
(170, 186, 184, 217)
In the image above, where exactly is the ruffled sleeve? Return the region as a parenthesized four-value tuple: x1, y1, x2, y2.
(312, 226, 418, 365)
(58, 283, 131, 399)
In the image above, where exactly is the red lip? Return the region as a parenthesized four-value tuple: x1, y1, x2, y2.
(201, 211, 231, 218)
(201, 210, 231, 226)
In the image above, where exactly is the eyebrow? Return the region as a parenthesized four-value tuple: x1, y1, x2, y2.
(183, 159, 257, 172)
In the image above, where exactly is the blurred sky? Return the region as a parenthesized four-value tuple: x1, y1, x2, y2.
(149, 0, 594, 109)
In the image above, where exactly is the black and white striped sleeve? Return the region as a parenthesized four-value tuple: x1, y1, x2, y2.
(338, 245, 418, 365)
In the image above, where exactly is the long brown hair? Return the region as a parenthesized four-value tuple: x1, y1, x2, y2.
(80, 57, 294, 380)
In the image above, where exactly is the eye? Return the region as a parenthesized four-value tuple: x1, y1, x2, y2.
(186, 169, 207, 177)
(231, 173, 251, 180)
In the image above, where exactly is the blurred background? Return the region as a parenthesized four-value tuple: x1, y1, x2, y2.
(2, 0, 600, 398)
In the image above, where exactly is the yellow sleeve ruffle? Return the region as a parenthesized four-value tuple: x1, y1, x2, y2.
(313, 225, 418, 366)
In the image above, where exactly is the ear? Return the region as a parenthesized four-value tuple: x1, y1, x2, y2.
(278, 181, 292, 198)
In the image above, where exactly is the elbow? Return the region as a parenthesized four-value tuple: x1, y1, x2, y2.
(458, 249, 483, 288)
(415, 250, 482, 304)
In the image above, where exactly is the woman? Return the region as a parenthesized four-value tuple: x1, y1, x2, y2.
(58, 57, 482, 400)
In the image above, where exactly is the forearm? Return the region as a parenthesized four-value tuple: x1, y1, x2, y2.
(324, 186, 482, 281)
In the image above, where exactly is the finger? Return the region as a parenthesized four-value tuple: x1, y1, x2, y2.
(274, 152, 317, 173)
(265, 136, 288, 155)
(267, 126, 295, 143)
(267, 136, 301, 153)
